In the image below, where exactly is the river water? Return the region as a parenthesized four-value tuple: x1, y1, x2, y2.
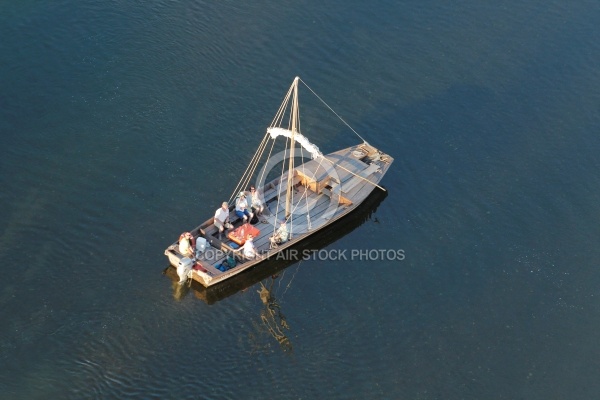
(1, 1, 599, 399)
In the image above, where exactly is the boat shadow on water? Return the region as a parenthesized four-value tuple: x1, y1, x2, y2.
(163, 188, 388, 305)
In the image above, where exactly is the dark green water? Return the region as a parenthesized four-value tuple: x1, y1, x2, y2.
(1, 1, 599, 399)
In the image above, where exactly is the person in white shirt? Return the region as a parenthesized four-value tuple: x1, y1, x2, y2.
(214, 202, 232, 234)
(242, 234, 256, 259)
(235, 192, 253, 223)
(248, 186, 264, 216)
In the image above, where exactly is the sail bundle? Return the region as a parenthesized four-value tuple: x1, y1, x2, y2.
(267, 127, 323, 159)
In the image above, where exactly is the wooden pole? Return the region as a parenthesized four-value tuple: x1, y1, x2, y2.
(285, 77, 300, 217)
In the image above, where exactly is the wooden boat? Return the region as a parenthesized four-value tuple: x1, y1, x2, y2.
(164, 188, 388, 303)
(164, 77, 394, 287)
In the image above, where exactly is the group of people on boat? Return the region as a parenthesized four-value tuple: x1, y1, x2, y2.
(235, 186, 264, 224)
(213, 186, 264, 235)
(177, 185, 289, 262)
(214, 186, 265, 234)
(218, 186, 289, 254)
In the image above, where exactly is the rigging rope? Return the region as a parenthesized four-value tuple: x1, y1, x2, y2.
(298, 77, 369, 146)
(229, 131, 271, 205)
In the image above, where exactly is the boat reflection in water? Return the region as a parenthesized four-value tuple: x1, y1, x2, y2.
(164, 188, 388, 305)
(254, 277, 293, 352)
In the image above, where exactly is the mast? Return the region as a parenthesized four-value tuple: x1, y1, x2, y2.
(285, 77, 299, 218)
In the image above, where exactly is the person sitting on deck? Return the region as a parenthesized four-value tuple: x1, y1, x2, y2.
(178, 232, 195, 258)
(248, 186, 264, 216)
(235, 192, 253, 223)
(242, 234, 257, 259)
(214, 202, 233, 235)
(269, 219, 288, 248)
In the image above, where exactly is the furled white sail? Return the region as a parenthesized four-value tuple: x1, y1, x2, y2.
(267, 127, 323, 159)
